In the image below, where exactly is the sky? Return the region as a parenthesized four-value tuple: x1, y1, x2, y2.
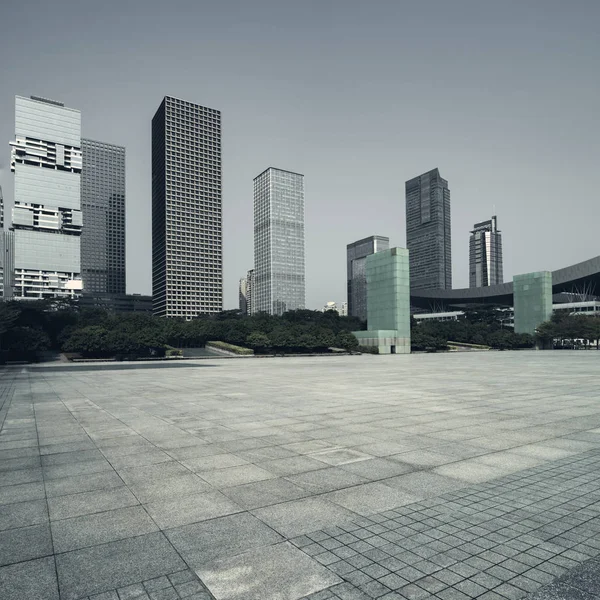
(1, 0, 599, 309)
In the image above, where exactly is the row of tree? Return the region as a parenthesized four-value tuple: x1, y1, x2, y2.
(536, 312, 600, 349)
(1, 299, 597, 361)
(0, 301, 365, 360)
(411, 306, 535, 350)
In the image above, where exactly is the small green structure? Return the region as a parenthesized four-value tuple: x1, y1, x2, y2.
(353, 247, 411, 354)
(513, 271, 552, 335)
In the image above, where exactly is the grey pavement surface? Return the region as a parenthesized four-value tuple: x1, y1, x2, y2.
(1, 352, 600, 600)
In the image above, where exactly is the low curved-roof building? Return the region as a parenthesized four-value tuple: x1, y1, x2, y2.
(410, 255, 600, 310)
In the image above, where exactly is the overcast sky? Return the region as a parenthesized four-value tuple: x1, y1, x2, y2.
(1, 0, 599, 309)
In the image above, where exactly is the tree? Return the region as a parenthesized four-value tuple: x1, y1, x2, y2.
(0, 303, 19, 350)
(335, 331, 359, 351)
(63, 326, 111, 357)
(246, 332, 270, 351)
(3, 327, 50, 355)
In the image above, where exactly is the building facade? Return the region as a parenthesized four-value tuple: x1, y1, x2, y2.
(513, 271, 553, 335)
(405, 168, 451, 291)
(469, 215, 503, 288)
(81, 139, 126, 294)
(78, 293, 152, 313)
(347, 235, 389, 321)
(9, 96, 83, 299)
(253, 168, 305, 315)
(0, 186, 14, 300)
(152, 96, 222, 318)
(353, 247, 411, 354)
(239, 269, 254, 315)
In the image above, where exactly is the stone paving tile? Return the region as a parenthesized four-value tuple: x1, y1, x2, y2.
(3, 354, 600, 600)
(297, 450, 600, 599)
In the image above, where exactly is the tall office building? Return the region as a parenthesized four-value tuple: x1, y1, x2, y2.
(469, 215, 503, 288)
(253, 168, 305, 315)
(9, 96, 83, 299)
(0, 186, 13, 299)
(81, 139, 126, 294)
(405, 168, 451, 291)
(152, 96, 222, 318)
(239, 268, 254, 315)
(347, 235, 389, 321)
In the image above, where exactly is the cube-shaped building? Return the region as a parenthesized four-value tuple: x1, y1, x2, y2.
(353, 247, 411, 354)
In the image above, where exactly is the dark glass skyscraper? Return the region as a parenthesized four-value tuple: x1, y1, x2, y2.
(405, 168, 451, 291)
(152, 96, 222, 318)
(347, 235, 389, 321)
(469, 215, 503, 288)
(81, 139, 126, 294)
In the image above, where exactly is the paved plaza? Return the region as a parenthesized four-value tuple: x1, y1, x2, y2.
(1, 352, 600, 600)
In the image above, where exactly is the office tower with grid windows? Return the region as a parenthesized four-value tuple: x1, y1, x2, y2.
(152, 96, 222, 317)
(253, 168, 305, 315)
(405, 168, 451, 291)
(81, 139, 126, 294)
(9, 95, 83, 299)
(347, 235, 389, 321)
(469, 215, 503, 288)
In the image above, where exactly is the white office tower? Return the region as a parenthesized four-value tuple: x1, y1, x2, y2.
(9, 96, 83, 299)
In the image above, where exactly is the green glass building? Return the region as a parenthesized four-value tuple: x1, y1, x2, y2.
(513, 271, 552, 335)
(353, 247, 411, 354)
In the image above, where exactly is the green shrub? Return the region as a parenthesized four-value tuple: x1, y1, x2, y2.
(359, 345, 379, 354)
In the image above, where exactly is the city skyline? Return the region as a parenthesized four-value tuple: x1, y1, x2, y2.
(1, 2, 599, 309)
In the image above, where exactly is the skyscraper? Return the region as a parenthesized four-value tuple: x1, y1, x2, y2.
(347, 235, 390, 321)
(152, 96, 222, 318)
(253, 168, 305, 315)
(81, 139, 126, 294)
(469, 215, 503, 288)
(239, 268, 254, 315)
(405, 168, 451, 291)
(0, 186, 13, 299)
(9, 95, 83, 299)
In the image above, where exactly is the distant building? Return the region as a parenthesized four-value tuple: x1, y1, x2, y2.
(239, 269, 255, 315)
(322, 301, 348, 316)
(78, 293, 153, 313)
(81, 139, 126, 294)
(152, 96, 222, 318)
(405, 168, 451, 291)
(253, 168, 305, 315)
(347, 235, 389, 321)
(10, 95, 83, 299)
(0, 185, 14, 299)
(469, 216, 503, 288)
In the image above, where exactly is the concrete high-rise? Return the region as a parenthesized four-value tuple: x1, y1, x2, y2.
(9, 96, 83, 299)
(81, 139, 126, 294)
(405, 168, 451, 291)
(347, 235, 389, 321)
(152, 96, 222, 318)
(469, 215, 503, 288)
(239, 269, 254, 315)
(0, 186, 13, 299)
(253, 168, 305, 315)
